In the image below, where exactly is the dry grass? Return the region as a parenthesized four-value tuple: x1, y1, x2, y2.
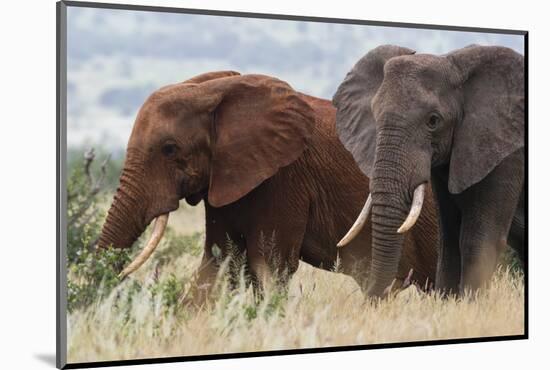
(67, 205, 524, 363)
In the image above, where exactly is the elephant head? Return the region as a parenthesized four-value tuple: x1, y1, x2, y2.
(333, 45, 524, 297)
(98, 71, 314, 277)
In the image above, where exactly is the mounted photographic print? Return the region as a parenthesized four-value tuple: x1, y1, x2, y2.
(56, 1, 527, 368)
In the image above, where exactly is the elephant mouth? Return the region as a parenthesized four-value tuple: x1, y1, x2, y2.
(119, 190, 205, 279)
(185, 190, 206, 206)
(144, 202, 179, 229)
(118, 202, 179, 279)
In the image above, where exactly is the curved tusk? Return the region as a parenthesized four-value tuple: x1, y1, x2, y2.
(338, 193, 372, 247)
(118, 213, 169, 279)
(397, 183, 426, 234)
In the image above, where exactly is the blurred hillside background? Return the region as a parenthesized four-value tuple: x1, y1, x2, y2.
(67, 6, 523, 157)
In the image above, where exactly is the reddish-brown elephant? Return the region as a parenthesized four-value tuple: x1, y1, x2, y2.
(97, 71, 439, 302)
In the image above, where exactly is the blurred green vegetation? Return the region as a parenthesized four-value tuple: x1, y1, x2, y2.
(67, 148, 131, 312)
(67, 147, 124, 192)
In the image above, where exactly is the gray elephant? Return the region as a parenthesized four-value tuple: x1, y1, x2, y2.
(333, 44, 525, 297)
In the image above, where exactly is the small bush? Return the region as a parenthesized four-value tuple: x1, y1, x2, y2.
(66, 150, 109, 265)
(499, 246, 524, 276)
(68, 244, 132, 312)
(66, 150, 134, 312)
(66, 149, 195, 315)
(149, 273, 184, 313)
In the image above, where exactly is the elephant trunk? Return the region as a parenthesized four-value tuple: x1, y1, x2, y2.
(98, 165, 148, 250)
(98, 158, 172, 278)
(367, 128, 413, 297)
(368, 193, 408, 297)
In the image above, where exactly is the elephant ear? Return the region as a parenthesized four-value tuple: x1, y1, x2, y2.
(446, 45, 524, 194)
(332, 45, 415, 178)
(199, 74, 315, 207)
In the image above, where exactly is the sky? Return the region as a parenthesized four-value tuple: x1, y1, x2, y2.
(66, 6, 524, 153)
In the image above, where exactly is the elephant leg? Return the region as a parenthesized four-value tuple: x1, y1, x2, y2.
(457, 150, 524, 293)
(431, 169, 462, 295)
(246, 223, 305, 293)
(507, 188, 525, 266)
(246, 236, 275, 292)
(243, 184, 309, 294)
(458, 220, 508, 294)
(183, 248, 218, 307)
(245, 210, 307, 294)
(183, 214, 245, 307)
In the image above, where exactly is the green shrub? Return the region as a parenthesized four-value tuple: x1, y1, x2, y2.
(66, 158, 107, 265)
(66, 148, 202, 316)
(66, 149, 134, 312)
(67, 245, 131, 312)
(148, 273, 184, 313)
(499, 246, 524, 276)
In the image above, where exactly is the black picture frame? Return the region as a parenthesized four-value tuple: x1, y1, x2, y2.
(56, 1, 528, 368)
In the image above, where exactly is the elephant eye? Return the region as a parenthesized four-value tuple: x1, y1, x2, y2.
(161, 143, 178, 157)
(427, 114, 440, 130)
